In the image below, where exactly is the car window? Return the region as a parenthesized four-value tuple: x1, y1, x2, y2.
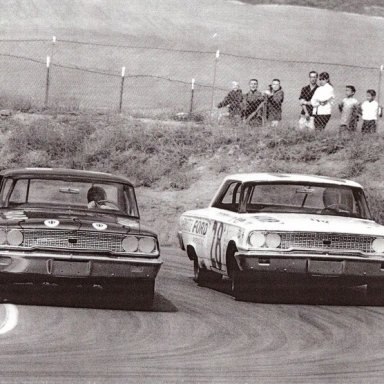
(0, 178, 13, 205)
(124, 185, 139, 217)
(4, 178, 139, 217)
(213, 182, 241, 212)
(241, 183, 370, 219)
(9, 179, 28, 204)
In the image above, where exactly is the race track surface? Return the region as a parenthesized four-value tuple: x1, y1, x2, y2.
(1, 248, 384, 383)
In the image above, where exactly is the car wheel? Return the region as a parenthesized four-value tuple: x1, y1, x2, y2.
(232, 271, 270, 302)
(231, 270, 251, 301)
(134, 279, 155, 310)
(367, 282, 384, 297)
(108, 279, 155, 310)
(193, 258, 221, 286)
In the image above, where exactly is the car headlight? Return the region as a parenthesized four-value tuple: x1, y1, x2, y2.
(265, 233, 281, 248)
(138, 237, 156, 253)
(7, 229, 23, 246)
(0, 229, 6, 245)
(122, 236, 139, 252)
(248, 231, 266, 248)
(372, 238, 384, 253)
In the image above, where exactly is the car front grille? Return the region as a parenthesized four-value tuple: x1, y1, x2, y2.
(22, 230, 124, 253)
(279, 232, 375, 253)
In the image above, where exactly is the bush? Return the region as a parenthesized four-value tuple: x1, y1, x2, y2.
(2, 112, 384, 193)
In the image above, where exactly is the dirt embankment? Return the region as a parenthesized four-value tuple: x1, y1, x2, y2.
(1, 111, 384, 246)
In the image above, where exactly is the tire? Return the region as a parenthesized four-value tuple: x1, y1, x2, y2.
(232, 271, 271, 302)
(367, 282, 384, 297)
(133, 279, 155, 310)
(107, 279, 155, 310)
(227, 245, 250, 300)
(193, 258, 221, 286)
(231, 270, 252, 301)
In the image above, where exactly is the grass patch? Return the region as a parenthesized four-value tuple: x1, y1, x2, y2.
(2, 111, 384, 241)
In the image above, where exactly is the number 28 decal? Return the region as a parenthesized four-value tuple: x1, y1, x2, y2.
(210, 221, 224, 269)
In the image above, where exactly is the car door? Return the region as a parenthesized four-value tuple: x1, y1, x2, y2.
(205, 181, 242, 272)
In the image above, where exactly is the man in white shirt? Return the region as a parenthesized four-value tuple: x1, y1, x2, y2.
(361, 89, 380, 134)
(310, 72, 335, 131)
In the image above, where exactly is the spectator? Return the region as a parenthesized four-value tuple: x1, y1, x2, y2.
(242, 78, 264, 125)
(311, 72, 335, 131)
(360, 89, 381, 134)
(217, 81, 243, 121)
(338, 85, 359, 133)
(298, 71, 318, 130)
(265, 79, 284, 127)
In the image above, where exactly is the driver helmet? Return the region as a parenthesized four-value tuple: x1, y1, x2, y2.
(87, 186, 106, 203)
(322, 187, 353, 210)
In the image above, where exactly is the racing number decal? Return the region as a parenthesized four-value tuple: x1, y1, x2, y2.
(210, 221, 224, 269)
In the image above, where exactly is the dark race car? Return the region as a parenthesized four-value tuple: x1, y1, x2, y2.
(0, 168, 162, 308)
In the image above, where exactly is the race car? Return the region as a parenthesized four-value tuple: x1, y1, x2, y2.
(0, 168, 162, 308)
(178, 173, 384, 300)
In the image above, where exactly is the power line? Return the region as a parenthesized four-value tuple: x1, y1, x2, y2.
(0, 51, 222, 89)
(56, 39, 215, 56)
(0, 37, 379, 70)
(0, 39, 49, 43)
(220, 52, 378, 71)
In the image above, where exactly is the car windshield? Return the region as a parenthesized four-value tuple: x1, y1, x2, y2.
(215, 181, 371, 219)
(0, 177, 139, 217)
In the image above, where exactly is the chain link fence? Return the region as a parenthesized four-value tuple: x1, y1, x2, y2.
(0, 37, 382, 130)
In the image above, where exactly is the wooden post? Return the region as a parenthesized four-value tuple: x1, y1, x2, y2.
(119, 66, 125, 113)
(44, 56, 50, 108)
(189, 78, 195, 115)
(210, 50, 220, 116)
(51, 36, 56, 62)
(378, 64, 383, 108)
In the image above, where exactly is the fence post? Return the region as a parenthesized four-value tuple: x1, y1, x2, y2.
(378, 65, 383, 107)
(189, 78, 195, 115)
(51, 35, 56, 62)
(119, 66, 125, 113)
(210, 49, 220, 116)
(44, 56, 50, 108)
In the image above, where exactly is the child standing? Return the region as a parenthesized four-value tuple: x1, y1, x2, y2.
(360, 89, 381, 134)
(338, 85, 359, 132)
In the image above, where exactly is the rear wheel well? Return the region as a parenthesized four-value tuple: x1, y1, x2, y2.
(187, 245, 197, 261)
(226, 241, 239, 278)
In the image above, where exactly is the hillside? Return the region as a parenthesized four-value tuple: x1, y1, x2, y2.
(0, 112, 383, 246)
(240, 0, 384, 17)
(0, 1, 383, 246)
(0, 1, 383, 126)
(1, 0, 383, 63)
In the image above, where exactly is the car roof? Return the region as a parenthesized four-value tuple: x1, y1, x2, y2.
(0, 168, 134, 186)
(222, 173, 363, 188)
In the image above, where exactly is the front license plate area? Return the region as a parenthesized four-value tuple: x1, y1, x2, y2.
(52, 260, 90, 277)
(308, 260, 343, 275)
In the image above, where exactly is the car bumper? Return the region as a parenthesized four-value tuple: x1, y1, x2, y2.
(235, 251, 384, 280)
(0, 250, 162, 280)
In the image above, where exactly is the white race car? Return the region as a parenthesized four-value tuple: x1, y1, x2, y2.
(178, 173, 384, 300)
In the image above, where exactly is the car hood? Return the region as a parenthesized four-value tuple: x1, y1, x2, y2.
(237, 213, 384, 237)
(0, 208, 150, 235)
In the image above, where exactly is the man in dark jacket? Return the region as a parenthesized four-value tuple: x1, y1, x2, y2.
(217, 81, 243, 120)
(266, 79, 284, 126)
(242, 78, 264, 125)
(299, 71, 318, 127)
